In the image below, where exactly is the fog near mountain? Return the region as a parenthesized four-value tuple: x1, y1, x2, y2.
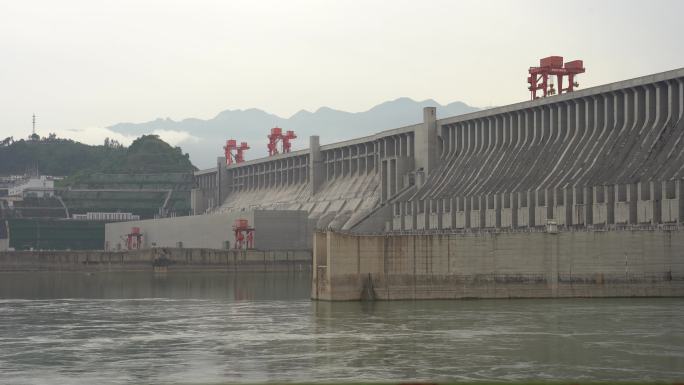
(108, 98, 479, 169)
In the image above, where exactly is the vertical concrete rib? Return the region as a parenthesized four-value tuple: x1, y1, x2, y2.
(404, 71, 684, 231)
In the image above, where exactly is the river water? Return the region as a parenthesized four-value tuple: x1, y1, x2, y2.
(0, 271, 683, 384)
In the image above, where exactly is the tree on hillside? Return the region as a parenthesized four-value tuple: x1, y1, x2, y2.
(103, 137, 123, 149)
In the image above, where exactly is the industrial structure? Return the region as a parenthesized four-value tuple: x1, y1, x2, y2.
(224, 139, 250, 165)
(528, 56, 585, 99)
(181, 66, 684, 299)
(232, 218, 254, 249)
(193, 67, 684, 234)
(267, 127, 297, 156)
(125, 227, 143, 250)
(6, 176, 55, 198)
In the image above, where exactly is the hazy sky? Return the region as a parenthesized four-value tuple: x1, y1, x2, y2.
(1, 0, 683, 146)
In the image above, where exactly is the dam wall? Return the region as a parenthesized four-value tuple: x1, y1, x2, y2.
(400, 69, 684, 231)
(311, 228, 684, 300)
(195, 127, 418, 230)
(0, 248, 311, 272)
(184, 68, 684, 300)
(192, 68, 684, 235)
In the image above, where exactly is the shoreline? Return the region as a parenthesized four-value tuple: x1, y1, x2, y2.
(0, 248, 312, 273)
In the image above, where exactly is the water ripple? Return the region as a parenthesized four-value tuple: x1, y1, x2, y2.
(0, 272, 683, 384)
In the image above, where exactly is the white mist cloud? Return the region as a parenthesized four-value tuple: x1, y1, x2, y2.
(53, 127, 199, 148)
(55, 127, 136, 146)
(152, 129, 200, 146)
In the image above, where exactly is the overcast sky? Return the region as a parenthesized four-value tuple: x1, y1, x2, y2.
(1, 0, 683, 146)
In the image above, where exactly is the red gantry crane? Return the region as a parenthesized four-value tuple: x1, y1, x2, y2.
(267, 127, 282, 156)
(125, 227, 143, 250)
(223, 139, 249, 165)
(267, 127, 297, 156)
(232, 218, 254, 250)
(528, 56, 585, 100)
(224, 139, 237, 165)
(282, 130, 296, 153)
(235, 141, 249, 163)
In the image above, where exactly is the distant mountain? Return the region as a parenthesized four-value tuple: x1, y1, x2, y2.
(108, 98, 480, 169)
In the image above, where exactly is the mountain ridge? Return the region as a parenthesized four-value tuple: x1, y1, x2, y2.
(108, 97, 480, 168)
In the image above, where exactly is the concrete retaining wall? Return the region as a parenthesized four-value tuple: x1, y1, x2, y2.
(0, 248, 311, 272)
(312, 228, 684, 300)
(105, 210, 310, 251)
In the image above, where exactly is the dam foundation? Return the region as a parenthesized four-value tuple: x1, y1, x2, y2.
(311, 227, 684, 300)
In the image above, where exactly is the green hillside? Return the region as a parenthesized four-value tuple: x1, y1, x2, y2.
(59, 174, 193, 219)
(0, 138, 122, 176)
(1, 135, 197, 222)
(0, 135, 196, 177)
(105, 134, 195, 173)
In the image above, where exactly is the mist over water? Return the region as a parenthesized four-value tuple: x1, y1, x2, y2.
(0, 271, 683, 384)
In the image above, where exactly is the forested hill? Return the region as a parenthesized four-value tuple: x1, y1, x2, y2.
(0, 135, 196, 176)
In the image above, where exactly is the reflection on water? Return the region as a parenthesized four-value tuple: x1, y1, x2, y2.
(0, 271, 310, 301)
(0, 272, 683, 384)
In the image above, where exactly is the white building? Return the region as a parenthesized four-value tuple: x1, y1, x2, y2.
(8, 176, 54, 198)
(72, 212, 140, 221)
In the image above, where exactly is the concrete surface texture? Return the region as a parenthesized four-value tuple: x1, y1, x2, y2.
(122, 68, 684, 300)
(311, 229, 684, 300)
(200, 128, 417, 231)
(105, 210, 310, 251)
(192, 67, 684, 234)
(0, 248, 311, 272)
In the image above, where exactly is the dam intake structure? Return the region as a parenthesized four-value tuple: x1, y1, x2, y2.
(135, 68, 684, 299)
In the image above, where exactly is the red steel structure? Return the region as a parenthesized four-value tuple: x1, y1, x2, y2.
(224, 139, 237, 165)
(126, 227, 143, 250)
(282, 130, 297, 153)
(267, 127, 297, 156)
(232, 218, 254, 249)
(235, 142, 250, 163)
(223, 139, 249, 165)
(528, 56, 585, 100)
(267, 127, 282, 156)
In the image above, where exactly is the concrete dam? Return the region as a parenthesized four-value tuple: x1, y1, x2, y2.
(192, 67, 684, 232)
(108, 67, 684, 300)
